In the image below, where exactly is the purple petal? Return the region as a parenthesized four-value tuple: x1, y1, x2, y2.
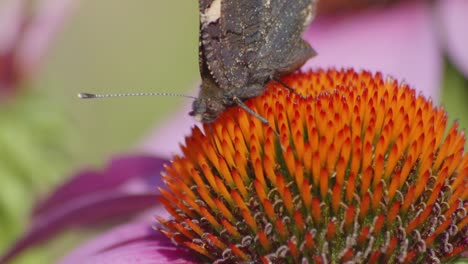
(0, 155, 168, 264)
(34, 155, 166, 216)
(17, 0, 79, 76)
(59, 220, 199, 264)
(437, 0, 468, 77)
(303, 0, 442, 101)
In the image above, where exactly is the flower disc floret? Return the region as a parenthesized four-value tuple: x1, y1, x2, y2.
(159, 69, 467, 263)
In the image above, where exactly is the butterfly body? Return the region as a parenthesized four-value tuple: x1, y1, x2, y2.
(190, 0, 317, 123)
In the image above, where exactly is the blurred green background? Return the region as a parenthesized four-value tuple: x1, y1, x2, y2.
(35, 0, 199, 169)
(1, 2, 201, 261)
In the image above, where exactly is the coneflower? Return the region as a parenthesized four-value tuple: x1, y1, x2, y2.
(159, 69, 467, 263)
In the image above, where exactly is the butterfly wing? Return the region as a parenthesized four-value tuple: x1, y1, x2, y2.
(199, 0, 316, 92)
(199, 0, 271, 91)
(254, 0, 317, 76)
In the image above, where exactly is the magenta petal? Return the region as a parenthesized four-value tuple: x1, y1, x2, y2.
(303, 0, 442, 100)
(0, 155, 168, 264)
(438, 0, 468, 77)
(59, 221, 199, 264)
(0, 0, 25, 95)
(1, 195, 163, 264)
(34, 155, 166, 216)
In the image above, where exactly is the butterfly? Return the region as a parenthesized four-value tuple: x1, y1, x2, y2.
(190, 0, 317, 123)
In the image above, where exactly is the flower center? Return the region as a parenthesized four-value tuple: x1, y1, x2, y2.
(158, 69, 467, 263)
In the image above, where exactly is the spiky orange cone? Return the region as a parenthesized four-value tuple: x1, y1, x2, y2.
(159, 69, 467, 263)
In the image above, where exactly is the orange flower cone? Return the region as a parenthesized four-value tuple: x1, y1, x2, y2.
(159, 69, 467, 263)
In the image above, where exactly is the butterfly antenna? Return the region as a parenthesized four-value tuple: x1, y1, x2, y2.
(78, 92, 196, 100)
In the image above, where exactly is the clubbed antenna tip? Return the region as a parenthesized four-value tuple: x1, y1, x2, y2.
(78, 93, 96, 99)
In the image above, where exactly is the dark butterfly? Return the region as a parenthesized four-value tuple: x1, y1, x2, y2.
(190, 0, 317, 123)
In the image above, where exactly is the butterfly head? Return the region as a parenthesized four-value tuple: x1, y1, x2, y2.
(189, 97, 225, 123)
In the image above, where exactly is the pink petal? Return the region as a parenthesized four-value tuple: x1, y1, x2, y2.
(0, 155, 167, 264)
(138, 98, 196, 157)
(17, 0, 78, 76)
(59, 220, 199, 264)
(303, 0, 442, 101)
(0, 0, 24, 54)
(437, 0, 468, 77)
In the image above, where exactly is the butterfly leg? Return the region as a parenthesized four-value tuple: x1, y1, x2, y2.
(273, 77, 300, 93)
(232, 96, 282, 140)
(232, 96, 268, 124)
